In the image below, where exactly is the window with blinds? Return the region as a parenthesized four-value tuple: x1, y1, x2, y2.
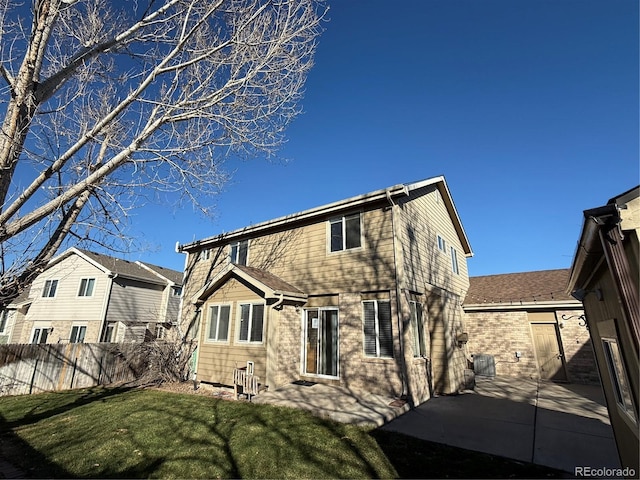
(362, 300, 393, 357)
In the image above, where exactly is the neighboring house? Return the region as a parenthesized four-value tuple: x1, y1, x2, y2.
(0, 290, 31, 345)
(463, 269, 598, 384)
(568, 186, 639, 472)
(178, 176, 473, 406)
(9, 248, 183, 345)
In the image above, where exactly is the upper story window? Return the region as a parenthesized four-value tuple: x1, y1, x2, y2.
(362, 300, 393, 358)
(330, 213, 361, 252)
(198, 248, 211, 261)
(450, 247, 459, 275)
(207, 304, 231, 342)
(78, 278, 96, 297)
(171, 286, 183, 297)
(237, 302, 265, 343)
(437, 235, 447, 253)
(42, 279, 58, 298)
(230, 240, 249, 265)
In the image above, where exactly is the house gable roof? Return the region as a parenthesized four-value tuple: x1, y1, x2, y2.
(179, 175, 472, 256)
(192, 264, 307, 306)
(464, 268, 580, 310)
(47, 248, 181, 286)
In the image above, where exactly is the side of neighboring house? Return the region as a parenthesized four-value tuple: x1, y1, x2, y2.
(463, 269, 599, 385)
(179, 176, 473, 406)
(568, 186, 639, 473)
(7, 248, 183, 344)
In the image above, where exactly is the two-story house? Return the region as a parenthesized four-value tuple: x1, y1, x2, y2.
(178, 176, 473, 406)
(8, 248, 183, 344)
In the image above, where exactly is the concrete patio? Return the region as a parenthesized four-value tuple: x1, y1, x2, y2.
(254, 376, 621, 474)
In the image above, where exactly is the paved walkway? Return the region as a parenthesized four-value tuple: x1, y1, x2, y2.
(253, 382, 411, 426)
(383, 377, 620, 474)
(254, 377, 620, 474)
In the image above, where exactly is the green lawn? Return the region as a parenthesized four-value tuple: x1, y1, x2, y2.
(0, 386, 562, 478)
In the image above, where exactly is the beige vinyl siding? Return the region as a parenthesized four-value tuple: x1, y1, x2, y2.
(20, 256, 109, 343)
(105, 278, 165, 324)
(185, 205, 396, 299)
(396, 185, 469, 296)
(196, 277, 268, 385)
(181, 205, 396, 341)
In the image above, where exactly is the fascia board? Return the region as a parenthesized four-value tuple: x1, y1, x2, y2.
(406, 176, 473, 257)
(136, 261, 172, 286)
(463, 300, 582, 311)
(180, 184, 409, 251)
(48, 247, 112, 276)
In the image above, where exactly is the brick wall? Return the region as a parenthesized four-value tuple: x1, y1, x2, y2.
(464, 308, 598, 384)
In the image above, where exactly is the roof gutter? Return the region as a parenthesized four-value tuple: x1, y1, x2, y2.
(179, 184, 409, 252)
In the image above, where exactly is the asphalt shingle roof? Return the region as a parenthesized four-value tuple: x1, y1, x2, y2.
(464, 268, 574, 305)
(78, 249, 182, 285)
(234, 264, 305, 295)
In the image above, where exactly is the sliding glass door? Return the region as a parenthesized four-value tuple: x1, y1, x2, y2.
(304, 309, 339, 377)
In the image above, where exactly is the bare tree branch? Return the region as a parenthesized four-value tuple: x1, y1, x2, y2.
(0, 0, 326, 306)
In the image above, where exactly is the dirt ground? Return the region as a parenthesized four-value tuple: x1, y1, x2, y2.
(149, 381, 239, 400)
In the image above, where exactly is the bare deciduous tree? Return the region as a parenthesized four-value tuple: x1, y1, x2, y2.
(0, 0, 326, 306)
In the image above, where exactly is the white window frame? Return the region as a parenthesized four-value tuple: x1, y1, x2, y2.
(42, 279, 59, 298)
(362, 300, 394, 358)
(450, 246, 459, 274)
(198, 248, 211, 261)
(0, 310, 9, 334)
(171, 286, 182, 297)
(206, 303, 232, 343)
(69, 325, 87, 343)
(77, 278, 96, 297)
(230, 240, 249, 265)
(437, 234, 447, 253)
(31, 326, 51, 344)
(236, 302, 265, 345)
(329, 213, 363, 253)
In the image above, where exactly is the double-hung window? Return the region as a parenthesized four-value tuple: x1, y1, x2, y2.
(230, 240, 249, 265)
(70, 325, 87, 343)
(437, 235, 446, 253)
(78, 278, 95, 297)
(330, 213, 362, 252)
(207, 304, 231, 342)
(410, 301, 426, 357)
(238, 302, 265, 343)
(362, 300, 393, 357)
(42, 279, 58, 298)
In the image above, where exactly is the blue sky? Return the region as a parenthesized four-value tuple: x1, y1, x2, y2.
(130, 0, 638, 277)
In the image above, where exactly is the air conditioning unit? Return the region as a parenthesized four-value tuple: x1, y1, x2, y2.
(473, 354, 496, 377)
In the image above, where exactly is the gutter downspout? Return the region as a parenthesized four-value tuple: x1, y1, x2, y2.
(386, 188, 409, 400)
(272, 293, 285, 311)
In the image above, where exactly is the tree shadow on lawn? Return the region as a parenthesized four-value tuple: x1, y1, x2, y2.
(0, 386, 135, 478)
(370, 429, 565, 479)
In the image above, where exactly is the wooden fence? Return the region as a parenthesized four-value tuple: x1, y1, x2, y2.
(0, 343, 159, 396)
